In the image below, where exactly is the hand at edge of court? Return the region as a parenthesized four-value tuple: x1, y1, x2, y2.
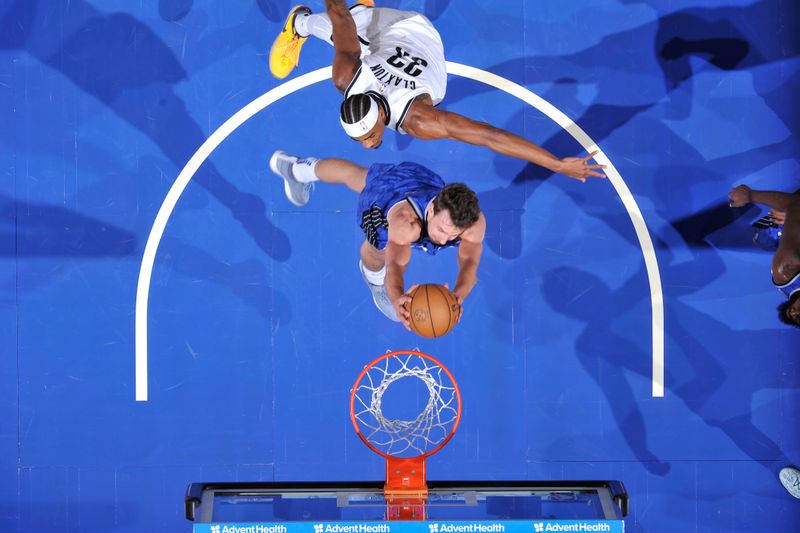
(728, 184, 753, 207)
(556, 151, 606, 182)
(395, 284, 419, 330)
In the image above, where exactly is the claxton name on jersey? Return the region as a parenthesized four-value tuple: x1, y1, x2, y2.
(370, 63, 417, 91)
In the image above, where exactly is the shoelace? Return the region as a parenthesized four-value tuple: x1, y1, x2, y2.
(281, 37, 303, 68)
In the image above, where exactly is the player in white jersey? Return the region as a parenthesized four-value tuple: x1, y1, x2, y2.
(269, 1, 605, 182)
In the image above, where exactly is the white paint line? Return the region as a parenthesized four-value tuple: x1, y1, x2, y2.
(135, 62, 664, 401)
(135, 67, 332, 401)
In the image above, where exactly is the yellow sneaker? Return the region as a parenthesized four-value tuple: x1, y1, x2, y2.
(269, 5, 312, 79)
(354, 0, 375, 6)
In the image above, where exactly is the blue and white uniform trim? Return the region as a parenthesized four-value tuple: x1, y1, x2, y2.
(774, 270, 800, 299)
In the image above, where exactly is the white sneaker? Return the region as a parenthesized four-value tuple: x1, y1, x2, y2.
(269, 150, 313, 206)
(780, 467, 800, 499)
(359, 261, 399, 322)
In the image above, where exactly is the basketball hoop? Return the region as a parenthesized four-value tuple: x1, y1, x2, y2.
(350, 350, 462, 520)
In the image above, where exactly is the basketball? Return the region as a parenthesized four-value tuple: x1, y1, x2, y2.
(404, 284, 460, 338)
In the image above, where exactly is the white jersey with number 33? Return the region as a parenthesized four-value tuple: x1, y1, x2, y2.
(344, 10, 447, 134)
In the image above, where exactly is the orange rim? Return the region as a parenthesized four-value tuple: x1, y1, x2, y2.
(350, 349, 462, 459)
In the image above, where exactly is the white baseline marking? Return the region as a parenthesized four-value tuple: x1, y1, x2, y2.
(135, 63, 665, 401)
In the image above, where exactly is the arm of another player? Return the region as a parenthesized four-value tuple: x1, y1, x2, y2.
(728, 184, 796, 211)
(403, 103, 605, 182)
(325, 0, 362, 92)
(452, 213, 486, 322)
(772, 194, 800, 284)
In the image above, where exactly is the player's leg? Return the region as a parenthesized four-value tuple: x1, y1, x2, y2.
(269, 151, 367, 205)
(359, 6, 419, 43)
(315, 158, 368, 192)
(269, 3, 412, 78)
(295, 3, 379, 46)
(269, 6, 314, 79)
(360, 239, 385, 272)
(269, 0, 376, 78)
(358, 240, 399, 321)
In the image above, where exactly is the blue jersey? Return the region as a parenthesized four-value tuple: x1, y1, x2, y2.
(774, 270, 800, 299)
(357, 162, 460, 256)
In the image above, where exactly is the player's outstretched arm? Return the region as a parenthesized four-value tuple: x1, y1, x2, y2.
(728, 184, 796, 211)
(325, 0, 362, 92)
(404, 105, 605, 182)
(384, 240, 413, 328)
(453, 214, 486, 301)
(773, 194, 800, 284)
(452, 214, 486, 322)
(385, 209, 420, 328)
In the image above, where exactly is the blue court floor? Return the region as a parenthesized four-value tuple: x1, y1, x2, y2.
(1, 0, 799, 531)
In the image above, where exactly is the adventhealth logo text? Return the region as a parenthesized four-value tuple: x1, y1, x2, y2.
(315, 525, 390, 533)
(533, 523, 612, 532)
(213, 526, 288, 533)
(429, 524, 504, 533)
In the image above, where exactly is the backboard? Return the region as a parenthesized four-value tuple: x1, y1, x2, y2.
(185, 481, 628, 532)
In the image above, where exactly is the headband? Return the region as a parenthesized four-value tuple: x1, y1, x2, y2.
(340, 95, 380, 137)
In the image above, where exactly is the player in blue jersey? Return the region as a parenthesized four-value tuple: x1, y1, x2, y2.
(269, 150, 485, 327)
(771, 194, 800, 328)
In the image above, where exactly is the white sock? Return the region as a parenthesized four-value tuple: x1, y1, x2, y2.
(360, 261, 386, 285)
(292, 157, 320, 183)
(295, 13, 332, 41)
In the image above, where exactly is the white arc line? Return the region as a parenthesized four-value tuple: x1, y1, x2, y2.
(134, 67, 332, 401)
(445, 62, 664, 397)
(135, 62, 664, 401)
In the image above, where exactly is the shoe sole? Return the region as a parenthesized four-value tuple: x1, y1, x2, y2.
(359, 262, 400, 322)
(269, 150, 306, 207)
(780, 467, 800, 499)
(269, 6, 309, 79)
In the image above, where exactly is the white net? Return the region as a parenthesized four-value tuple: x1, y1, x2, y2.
(352, 352, 460, 458)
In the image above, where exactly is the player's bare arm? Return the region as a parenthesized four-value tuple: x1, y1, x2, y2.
(452, 213, 486, 322)
(728, 184, 797, 211)
(385, 205, 421, 328)
(772, 195, 800, 284)
(402, 97, 605, 182)
(326, 0, 362, 92)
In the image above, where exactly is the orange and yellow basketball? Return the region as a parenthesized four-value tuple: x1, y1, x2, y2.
(404, 284, 460, 338)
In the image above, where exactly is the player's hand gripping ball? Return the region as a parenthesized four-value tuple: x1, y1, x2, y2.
(404, 284, 460, 338)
